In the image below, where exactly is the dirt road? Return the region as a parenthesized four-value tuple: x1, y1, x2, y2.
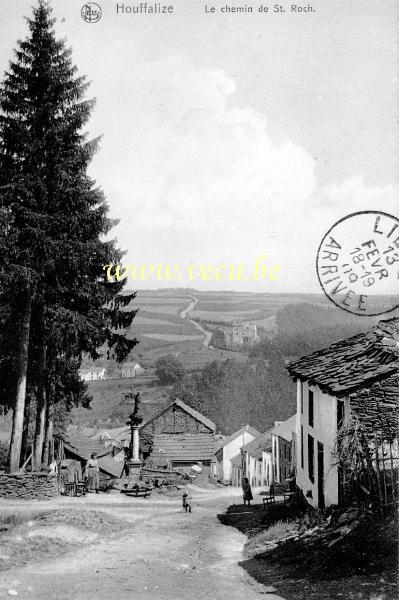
(180, 296, 213, 348)
(0, 487, 285, 600)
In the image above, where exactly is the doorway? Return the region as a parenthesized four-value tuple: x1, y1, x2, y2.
(317, 441, 325, 509)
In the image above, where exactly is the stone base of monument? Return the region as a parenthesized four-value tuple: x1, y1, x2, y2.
(120, 460, 152, 497)
(126, 459, 142, 484)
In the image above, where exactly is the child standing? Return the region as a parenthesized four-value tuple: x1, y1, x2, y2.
(182, 491, 192, 513)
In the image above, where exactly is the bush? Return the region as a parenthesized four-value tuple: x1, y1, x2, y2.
(155, 354, 185, 385)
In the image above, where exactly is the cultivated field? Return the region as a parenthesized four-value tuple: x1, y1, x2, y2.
(73, 288, 372, 429)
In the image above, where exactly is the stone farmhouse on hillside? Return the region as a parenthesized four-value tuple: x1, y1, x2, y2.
(287, 317, 399, 509)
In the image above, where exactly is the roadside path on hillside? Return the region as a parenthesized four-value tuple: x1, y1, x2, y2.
(180, 296, 212, 348)
(0, 487, 285, 600)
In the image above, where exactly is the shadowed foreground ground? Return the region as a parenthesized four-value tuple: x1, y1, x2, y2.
(220, 502, 398, 600)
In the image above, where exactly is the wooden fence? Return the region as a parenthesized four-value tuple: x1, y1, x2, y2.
(339, 435, 398, 508)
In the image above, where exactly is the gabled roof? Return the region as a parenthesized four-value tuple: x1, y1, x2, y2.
(122, 362, 143, 369)
(141, 398, 216, 433)
(56, 433, 112, 461)
(152, 433, 216, 462)
(222, 424, 262, 447)
(271, 415, 296, 442)
(241, 430, 272, 457)
(287, 318, 399, 397)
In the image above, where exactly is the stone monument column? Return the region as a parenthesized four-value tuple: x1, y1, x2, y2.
(126, 391, 143, 482)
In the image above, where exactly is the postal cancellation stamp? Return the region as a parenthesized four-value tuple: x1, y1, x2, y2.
(317, 211, 399, 316)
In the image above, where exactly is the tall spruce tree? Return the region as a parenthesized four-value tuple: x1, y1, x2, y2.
(0, 1, 138, 471)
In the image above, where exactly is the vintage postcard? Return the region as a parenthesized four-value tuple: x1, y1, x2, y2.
(0, 1, 397, 599)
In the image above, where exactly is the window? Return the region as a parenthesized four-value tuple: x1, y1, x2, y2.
(337, 400, 345, 428)
(300, 381, 303, 414)
(301, 425, 304, 469)
(308, 390, 314, 428)
(308, 435, 314, 482)
(284, 444, 287, 459)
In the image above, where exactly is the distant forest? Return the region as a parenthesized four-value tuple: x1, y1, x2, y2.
(170, 303, 373, 434)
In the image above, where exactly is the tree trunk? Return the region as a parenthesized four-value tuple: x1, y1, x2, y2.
(8, 291, 32, 473)
(20, 392, 32, 468)
(42, 381, 54, 467)
(32, 343, 47, 471)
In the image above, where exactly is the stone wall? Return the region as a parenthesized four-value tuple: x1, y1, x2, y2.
(0, 472, 59, 499)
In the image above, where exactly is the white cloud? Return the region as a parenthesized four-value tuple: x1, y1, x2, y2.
(319, 176, 398, 215)
(89, 57, 397, 291)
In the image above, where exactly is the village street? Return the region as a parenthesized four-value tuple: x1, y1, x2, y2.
(0, 486, 285, 600)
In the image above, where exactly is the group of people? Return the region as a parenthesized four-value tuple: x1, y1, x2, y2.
(48, 452, 101, 493)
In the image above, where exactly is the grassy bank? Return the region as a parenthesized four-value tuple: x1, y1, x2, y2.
(220, 502, 398, 600)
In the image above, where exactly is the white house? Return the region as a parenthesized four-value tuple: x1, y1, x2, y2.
(231, 430, 272, 487)
(262, 447, 273, 487)
(215, 424, 261, 483)
(121, 362, 145, 378)
(79, 367, 106, 382)
(287, 317, 399, 509)
(271, 415, 296, 484)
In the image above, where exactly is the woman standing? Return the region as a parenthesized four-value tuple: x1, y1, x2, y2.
(242, 476, 253, 507)
(86, 452, 100, 493)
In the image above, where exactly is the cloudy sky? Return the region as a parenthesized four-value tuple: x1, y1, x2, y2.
(1, 0, 398, 292)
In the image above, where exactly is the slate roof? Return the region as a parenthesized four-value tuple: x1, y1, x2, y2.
(56, 433, 113, 461)
(241, 431, 272, 457)
(271, 415, 297, 442)
(287, 318, 399, 397)
(222, 424, 262, 448)
(151, 433, 216, 462)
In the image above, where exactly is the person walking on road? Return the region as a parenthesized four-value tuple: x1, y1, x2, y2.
(242, 476, 253, 507)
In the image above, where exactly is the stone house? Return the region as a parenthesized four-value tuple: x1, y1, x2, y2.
(287, 317, 399, 509)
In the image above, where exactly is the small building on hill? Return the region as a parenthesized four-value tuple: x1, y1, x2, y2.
(215, 424, 261, 483)
(121, 362, 145, 378)
(287, 317, 399, 509)
(79, 367, 106, 382)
